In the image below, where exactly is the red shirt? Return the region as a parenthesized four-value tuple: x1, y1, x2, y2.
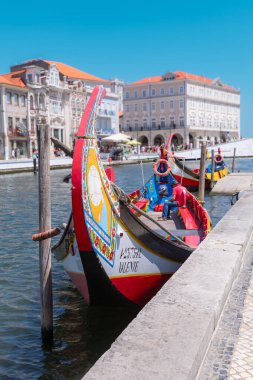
(173, 184, 187, 207)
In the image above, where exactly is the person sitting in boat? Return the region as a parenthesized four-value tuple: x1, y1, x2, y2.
(160, 182, 187, 220)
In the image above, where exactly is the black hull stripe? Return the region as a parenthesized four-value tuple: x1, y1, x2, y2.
(79, 250, 135, 306)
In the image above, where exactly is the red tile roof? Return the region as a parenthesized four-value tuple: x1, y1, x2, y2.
(0, 70, 27, 88)
(44, 60, 110, 83)
(130, 71, 236, 90)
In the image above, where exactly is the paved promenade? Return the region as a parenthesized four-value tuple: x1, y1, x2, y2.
(82, 188, 253, 380)
(198, 232, 253, 379)
(0, 154, 157, 174)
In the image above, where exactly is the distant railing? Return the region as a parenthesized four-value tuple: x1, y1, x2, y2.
(123, 124, 184, 132)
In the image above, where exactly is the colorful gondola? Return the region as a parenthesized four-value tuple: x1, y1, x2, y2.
(53, 86, 211, 306)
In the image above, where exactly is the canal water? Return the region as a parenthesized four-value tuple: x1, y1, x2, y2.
(0, 158, 252, 379)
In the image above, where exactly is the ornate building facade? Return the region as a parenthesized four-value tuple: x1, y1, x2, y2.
(0, 59, 122, 159)
(122, 71, 240, 148)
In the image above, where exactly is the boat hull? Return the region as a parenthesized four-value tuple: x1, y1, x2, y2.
(52, 86, 211, 307)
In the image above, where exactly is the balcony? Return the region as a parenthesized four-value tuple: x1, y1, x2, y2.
(7, 128, 29, 139)
(98, 109, 116, 117)
(123, 123, 184, 133)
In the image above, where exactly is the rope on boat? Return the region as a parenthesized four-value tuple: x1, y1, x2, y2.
(111, 183, 192, 249)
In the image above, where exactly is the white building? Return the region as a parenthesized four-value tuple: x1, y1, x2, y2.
(0, 59, 122, 159)
(122, 71, 240, 148)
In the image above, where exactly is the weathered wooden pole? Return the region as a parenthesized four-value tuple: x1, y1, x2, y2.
(232, 147, 236, 173)
(210, 149, 215, 189)
(198, 144, 206, 204)
(37, 123, 53, 343)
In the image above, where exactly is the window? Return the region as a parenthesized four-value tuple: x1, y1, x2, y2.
(170, 100, 174, 110)
(53, 129, 60, 140)
(151, 89, 156, 96)
(151, 102, 156, 111)
(179, 99, 184, 109)
(199, 114, 205, 127)
(169, 87, 174, 95)
(170, 117, 175, 128)
(39, 94, 45, 110)
(190, 115, 196, 126)
(207, 116, 212, 127)
(13, 94, 18, 106)
(143, 103, 147, 112)
(30, 95, 34, 110)
(143, 119, 147, 129)
(52, 101, 58, 114)
(160, 118, 165, 129)
(134, 103, 138, 112)
(134, 90, 138, 99)
(161, 101, 165, 111)
(160, 88, 165, 95)
(20, 95, 25, 107)
(126, 104, 130, 113)
(8, 117, 13, 132)
(134, 120, 138, 130)
(179, 86, 184, 94)
(125, 92, 130, 99)
(27, 74, 32, 82)
(151, 119, 156, 129)
(179, 117, 184, 127)
(31, 118, 35, 132)
(6, 92, 12, 104)
(142, 90, 147, 97)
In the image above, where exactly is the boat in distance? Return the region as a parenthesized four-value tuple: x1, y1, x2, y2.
(53, 86, 211, 306)
(169, 149, 229, 191)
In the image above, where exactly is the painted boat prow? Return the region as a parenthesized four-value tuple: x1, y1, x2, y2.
(70, 86, 211, 306)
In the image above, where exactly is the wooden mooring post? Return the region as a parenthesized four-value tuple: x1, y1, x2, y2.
(198, 145, 206, 204)
(232, 147, 236, 173)
(37, 123, 53, 343)
(210, 149, 215, 189)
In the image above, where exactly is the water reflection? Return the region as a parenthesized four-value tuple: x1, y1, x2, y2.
(1, 159, 253, 379)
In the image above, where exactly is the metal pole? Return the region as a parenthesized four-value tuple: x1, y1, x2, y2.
(232, 147, 236, 173)
(37, 123, 53, 343)
(198, 144, 206, 204)
(210, 149, 215, 189)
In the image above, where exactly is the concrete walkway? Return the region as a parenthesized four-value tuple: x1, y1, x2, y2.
(198, 227, 253, 379)
(211, 172, 253, 195)
(0, 155, 157, 174)
(82, 188, 253, 380)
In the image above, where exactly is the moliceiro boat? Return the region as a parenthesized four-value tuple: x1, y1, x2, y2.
(169, 149, 229, 191)
(52, 86, 211, 306)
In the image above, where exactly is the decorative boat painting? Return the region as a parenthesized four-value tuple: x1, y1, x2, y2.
(169, 150, 229, 191)
(53, 85, 211, 306)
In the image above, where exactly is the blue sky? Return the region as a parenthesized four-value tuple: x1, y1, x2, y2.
(1, 0, 252, 137)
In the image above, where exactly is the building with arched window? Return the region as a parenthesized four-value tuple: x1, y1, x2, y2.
(122, 71, 240, 149)
(0, 59, 122, 159)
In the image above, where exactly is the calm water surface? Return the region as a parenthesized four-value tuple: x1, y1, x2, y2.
(0, 158, 253, 379)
